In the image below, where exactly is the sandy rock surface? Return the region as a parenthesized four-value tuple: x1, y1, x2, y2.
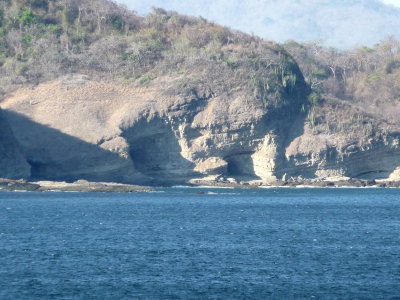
(1, 74, 400, 185)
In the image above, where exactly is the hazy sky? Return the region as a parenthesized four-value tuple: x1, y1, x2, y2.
(381, 0, 400, 6)
(115, 0, 400, 48)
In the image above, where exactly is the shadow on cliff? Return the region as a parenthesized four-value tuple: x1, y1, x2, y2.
(224, 151, 262, 180)
(122, 116, 201, 185)
(258, 106, 309, 180)
(2, 110, 142, 183)
(277, 112, 308, 177)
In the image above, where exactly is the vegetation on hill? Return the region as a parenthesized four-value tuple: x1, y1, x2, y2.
(1, 0, 399, 145)
(283, 38, 400, 141)
(0, 0, 307, 112)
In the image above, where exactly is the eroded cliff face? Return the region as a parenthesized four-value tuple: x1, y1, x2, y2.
(284, 125, 400, 180)
(0, 73, 300, 184)
(1, 73, 399, 184)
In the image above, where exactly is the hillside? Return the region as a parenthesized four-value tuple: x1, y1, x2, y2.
(118, 0, 400, 49)
(0, 0, 399, 185)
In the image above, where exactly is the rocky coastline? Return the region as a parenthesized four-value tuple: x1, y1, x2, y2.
(188, 177, 400, 189)
(1, 177, 399, 193)
(0, 179, 154, 193)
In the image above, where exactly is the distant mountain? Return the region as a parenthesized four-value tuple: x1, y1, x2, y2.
(117, 0, 400, 48)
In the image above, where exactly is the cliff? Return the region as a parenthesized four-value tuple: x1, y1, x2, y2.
(1, 70, 306, 184)
(0, 0, 399, 185)
(2, 73, 399, 185)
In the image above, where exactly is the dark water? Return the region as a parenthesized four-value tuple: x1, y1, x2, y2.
(0, 188, 399, 299)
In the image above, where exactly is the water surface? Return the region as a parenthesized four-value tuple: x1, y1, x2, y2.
(0, 188, 399, 299)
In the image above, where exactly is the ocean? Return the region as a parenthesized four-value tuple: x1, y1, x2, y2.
(0, 188, 399, 299)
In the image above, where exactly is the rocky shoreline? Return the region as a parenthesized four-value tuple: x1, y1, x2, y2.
(0, 179, 154, 193)
(187, 177, 400, 189)
(1, 177, 400, 193)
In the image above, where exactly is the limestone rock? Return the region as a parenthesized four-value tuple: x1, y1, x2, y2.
(194, 157, 228, 175)
(1, 73, 399, 185)
(388, 167, 400, 181)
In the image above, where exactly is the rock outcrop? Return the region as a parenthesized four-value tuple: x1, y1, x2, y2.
(283, 123, 400, 180)
(1, 72, 399, 185)
(0, 68, 302, 184)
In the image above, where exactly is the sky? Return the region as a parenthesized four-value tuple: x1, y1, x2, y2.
(381, 0, 400, 6)
(115, 0, 400, 48)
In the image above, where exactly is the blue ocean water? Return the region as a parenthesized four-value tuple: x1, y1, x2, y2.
(0, 188, 399, 299)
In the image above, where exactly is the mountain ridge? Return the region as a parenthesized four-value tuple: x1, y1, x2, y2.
(116, 0, 400, 48)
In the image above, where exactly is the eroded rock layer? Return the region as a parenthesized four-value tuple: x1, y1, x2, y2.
(1, 73, 399, 185)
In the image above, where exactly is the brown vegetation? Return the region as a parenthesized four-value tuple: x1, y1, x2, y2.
(284, 38, 400, 141)
(1, 0, 399, 144)
(0, 0, 307, 112)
